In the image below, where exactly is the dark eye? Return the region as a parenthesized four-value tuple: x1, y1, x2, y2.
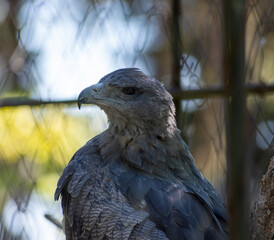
(122, 87, 136, 95)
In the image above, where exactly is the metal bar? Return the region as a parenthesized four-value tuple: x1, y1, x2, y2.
(0, 98, 76, 108)
(223, 0, 249, 239)
(171, 83, 274, 100)
(170, 0, 183, 131)
(1, 83, 273, 108)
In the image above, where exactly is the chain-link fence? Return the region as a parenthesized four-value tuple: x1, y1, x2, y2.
(0, 0, 273, 239)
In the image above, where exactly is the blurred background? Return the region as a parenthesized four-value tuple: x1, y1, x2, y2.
(0, 0, 273, 239)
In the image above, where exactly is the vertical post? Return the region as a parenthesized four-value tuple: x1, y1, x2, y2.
(170, 0, 183, 131)
(223, 0, 248, 239)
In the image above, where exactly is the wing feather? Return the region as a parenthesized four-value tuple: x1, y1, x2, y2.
(111, 162, 228, 240)
(55, 140, 167, 239)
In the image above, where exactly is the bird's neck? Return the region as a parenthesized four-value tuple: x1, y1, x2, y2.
(106, 110, 178, 139)
(98, 125, 195, 179)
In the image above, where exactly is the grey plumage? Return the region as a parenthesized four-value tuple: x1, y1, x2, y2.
(55, 68, 229, 240)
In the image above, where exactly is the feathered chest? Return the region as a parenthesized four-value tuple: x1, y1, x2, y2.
(97, 131, 192, 179)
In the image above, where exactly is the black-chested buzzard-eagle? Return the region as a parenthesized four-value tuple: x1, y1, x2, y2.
(55, 68, 228, 240)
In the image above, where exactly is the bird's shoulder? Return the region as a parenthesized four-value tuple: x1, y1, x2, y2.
(55, 134, 168, 240)
(54, 136, 102, 201)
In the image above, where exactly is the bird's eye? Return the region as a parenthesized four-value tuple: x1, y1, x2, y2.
(122, 87, 136, 95)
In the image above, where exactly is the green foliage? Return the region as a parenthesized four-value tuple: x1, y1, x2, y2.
(0, 106, 97, 201)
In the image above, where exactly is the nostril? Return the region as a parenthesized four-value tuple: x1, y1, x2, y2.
(93, 88, 98, 92)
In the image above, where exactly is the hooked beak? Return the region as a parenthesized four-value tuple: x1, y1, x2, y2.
(77, 83, 103, 109)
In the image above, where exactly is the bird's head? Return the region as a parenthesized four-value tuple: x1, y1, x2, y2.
(78, 68, 177, 137)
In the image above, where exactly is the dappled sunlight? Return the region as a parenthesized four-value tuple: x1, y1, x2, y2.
(0, 105, 108, 205)
(0, 105, 107, 239)
(0, 0, 273, 239)
(0, 106, 96, 165)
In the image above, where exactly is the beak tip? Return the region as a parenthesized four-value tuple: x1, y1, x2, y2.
(77, 96, 83, 109)
(77, 101, 82, 110)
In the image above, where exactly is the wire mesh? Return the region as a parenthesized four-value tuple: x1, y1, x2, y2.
(0, 0, 273, 239)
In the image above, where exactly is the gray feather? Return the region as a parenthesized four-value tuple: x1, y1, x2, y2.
(55, 68, 228, 240)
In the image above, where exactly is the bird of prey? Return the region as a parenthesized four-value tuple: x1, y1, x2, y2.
(55, 68, 229, 240)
